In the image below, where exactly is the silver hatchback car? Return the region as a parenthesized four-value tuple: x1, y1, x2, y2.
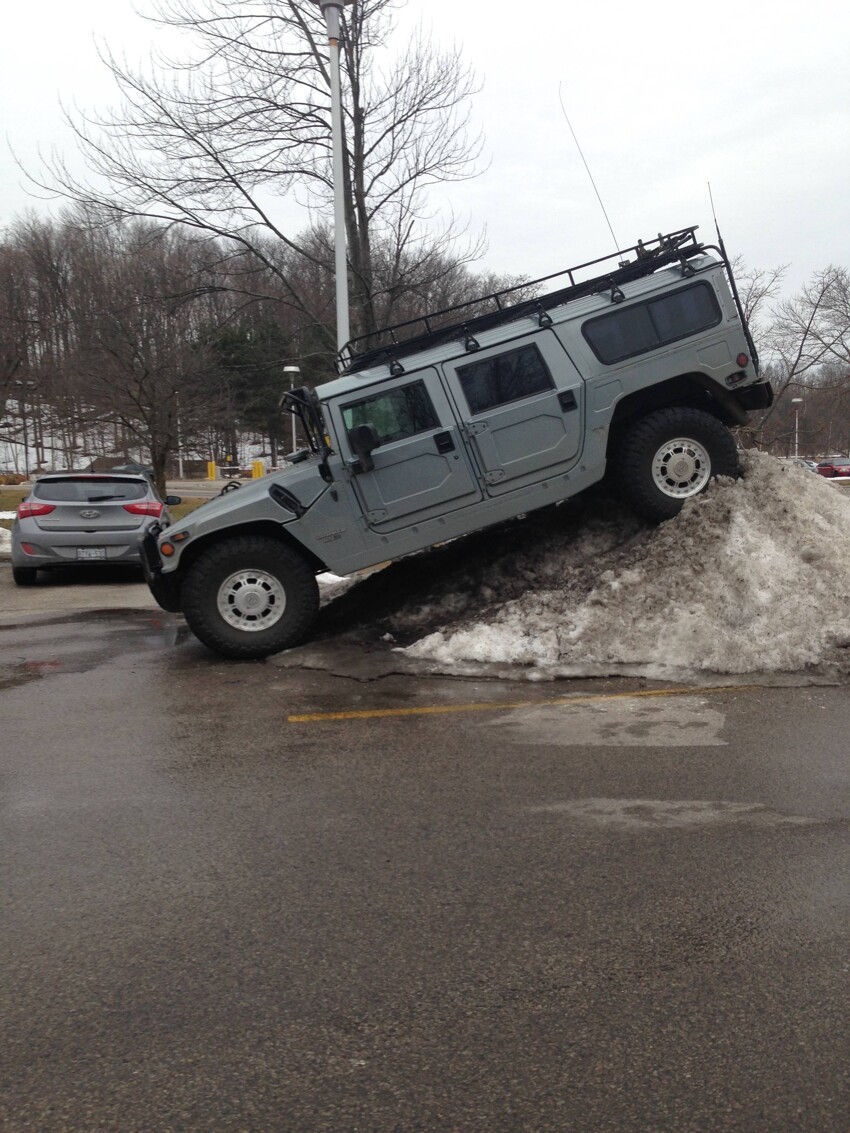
(11, 472, 181, 586)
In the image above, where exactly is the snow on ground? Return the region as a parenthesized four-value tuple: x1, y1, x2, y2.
(394, 451, 850, 680)
(0, 528, 10, 554)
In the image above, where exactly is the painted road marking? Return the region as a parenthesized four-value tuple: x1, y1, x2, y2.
(287, 684, 761, 723)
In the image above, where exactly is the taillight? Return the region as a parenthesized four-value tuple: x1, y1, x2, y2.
(736, 353, 749, 368)
(123, 501, 164, 517)
(17, 502, 56, 519)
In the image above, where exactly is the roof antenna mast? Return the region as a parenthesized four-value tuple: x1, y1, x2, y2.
(708, 181, 723, 246)
(558, 82, 621, 255)
(708, 181, 759, 367)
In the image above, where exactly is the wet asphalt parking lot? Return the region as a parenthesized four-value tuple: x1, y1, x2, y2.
(1, 564, 850, 1132)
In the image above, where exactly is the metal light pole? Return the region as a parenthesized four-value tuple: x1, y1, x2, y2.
(283, 365, 301, 453)
(313, 0, 352, 351)
(792, 397, 803, 459)
(13, 379, 32, 478)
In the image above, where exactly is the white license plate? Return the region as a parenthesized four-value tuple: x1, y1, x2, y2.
(77, 547, 107, 561)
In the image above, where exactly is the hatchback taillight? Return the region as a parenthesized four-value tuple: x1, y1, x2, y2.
(17, 502, 56, 519)
(123, 501, 164, 517)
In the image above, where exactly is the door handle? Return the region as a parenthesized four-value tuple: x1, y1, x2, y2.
(434, 430, 455, 453)
(558, 390, 578, 412)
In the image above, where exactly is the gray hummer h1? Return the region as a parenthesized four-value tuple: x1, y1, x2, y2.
(141, 225, 772, 658)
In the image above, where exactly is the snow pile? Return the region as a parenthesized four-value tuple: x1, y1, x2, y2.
(0, 527, 11, 554)
(317, 570, 358, 603)
(404, 452, 850, 679)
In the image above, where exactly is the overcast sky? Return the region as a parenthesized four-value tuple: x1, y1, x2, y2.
(2, 0, 848, 296)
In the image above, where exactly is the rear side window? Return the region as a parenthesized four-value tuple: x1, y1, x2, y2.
(582, 282, 722, 364)
(33, 478, 149, 502)
(457, 344, 554, 415)
(341, 380, 439, 445)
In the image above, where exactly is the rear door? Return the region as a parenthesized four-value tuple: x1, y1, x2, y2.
(441, 331, 584, 495)
(332, 369, 482, 532)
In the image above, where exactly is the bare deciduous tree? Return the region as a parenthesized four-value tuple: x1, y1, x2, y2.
(31, 0, 485, 347)
(731, 257, 787, 332)
(758, 268, 849, 425)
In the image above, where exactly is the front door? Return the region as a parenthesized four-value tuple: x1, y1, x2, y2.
(334, 368, 482, 532)
(441, 331, 584, 495)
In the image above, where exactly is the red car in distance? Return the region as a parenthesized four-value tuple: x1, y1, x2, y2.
(817, 457, 850, 477)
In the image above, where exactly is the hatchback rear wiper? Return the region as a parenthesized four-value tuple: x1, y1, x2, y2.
(86, 494, 125, 502)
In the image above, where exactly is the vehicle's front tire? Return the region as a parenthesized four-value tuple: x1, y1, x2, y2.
(12, 566, 38, 586)
(617, 406, 740, 522)
(181, 535, 319, 659)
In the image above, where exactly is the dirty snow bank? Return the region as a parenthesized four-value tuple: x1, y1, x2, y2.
(0, 527, 11, 554)
(404, 452, 850, 678)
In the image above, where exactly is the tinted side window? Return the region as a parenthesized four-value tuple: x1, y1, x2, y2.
(582, 282, 722, 364)
(341, 381, 439, 446)
(457, 345, 554, 415)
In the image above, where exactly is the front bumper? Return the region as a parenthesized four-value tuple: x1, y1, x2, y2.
(140, 530, 183, 613)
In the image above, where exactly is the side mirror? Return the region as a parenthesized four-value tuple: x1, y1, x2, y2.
(347, 423, 380, 473)
(165, 495, 182, 506)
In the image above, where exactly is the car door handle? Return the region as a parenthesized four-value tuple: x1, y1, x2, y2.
(434, 430, 455, 454)
(558, 390, 578, 412)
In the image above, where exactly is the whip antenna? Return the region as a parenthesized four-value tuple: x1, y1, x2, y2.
(558, 82, 621, 253)
(707, 181, 730, 260)
(708, 181, 722, 243)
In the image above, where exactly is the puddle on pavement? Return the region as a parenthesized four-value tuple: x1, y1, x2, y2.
(484, 698, 729, 747)
(529, 798, 823, 830)
(0, 610, 191, 688)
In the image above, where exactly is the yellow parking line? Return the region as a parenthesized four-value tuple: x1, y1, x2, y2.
(287, 683, 759, 723)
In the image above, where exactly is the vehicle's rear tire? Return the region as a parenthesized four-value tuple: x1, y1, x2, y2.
(181, 535, 319, 659)
(617, 406, 740, 522)
(12, 566, 38, 586)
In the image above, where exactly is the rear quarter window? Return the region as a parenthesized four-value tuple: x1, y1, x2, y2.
(582, 281, 722, 364)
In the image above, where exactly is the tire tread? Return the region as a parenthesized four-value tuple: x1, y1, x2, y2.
(181, 535, 319, 659)
(617, 406, 739, 521)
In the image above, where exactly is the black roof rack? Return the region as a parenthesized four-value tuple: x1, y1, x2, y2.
(338, 226, 710, 375)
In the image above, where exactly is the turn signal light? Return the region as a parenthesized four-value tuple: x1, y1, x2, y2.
(17, 502, 56, 519)
(160, 542, 175, 557)
(123, 501, 164, 517)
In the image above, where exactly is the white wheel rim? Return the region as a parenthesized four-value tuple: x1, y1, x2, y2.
(651, 437, 711, 498)
(217, 569, 286, 632)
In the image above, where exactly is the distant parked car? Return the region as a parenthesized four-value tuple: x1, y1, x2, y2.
(816, 457, 850, 478)
(783, 458, 818, 473)
(10, 472, 181, 586)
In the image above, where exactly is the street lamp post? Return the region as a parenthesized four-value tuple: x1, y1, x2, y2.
(792, 397, 803, 459)
(13, 379, 35, 478)
(312, 0, 353, 351)
(283, 366, 301, 453)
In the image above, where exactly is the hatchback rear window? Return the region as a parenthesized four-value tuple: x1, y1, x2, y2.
(33, 478, 149, 502)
